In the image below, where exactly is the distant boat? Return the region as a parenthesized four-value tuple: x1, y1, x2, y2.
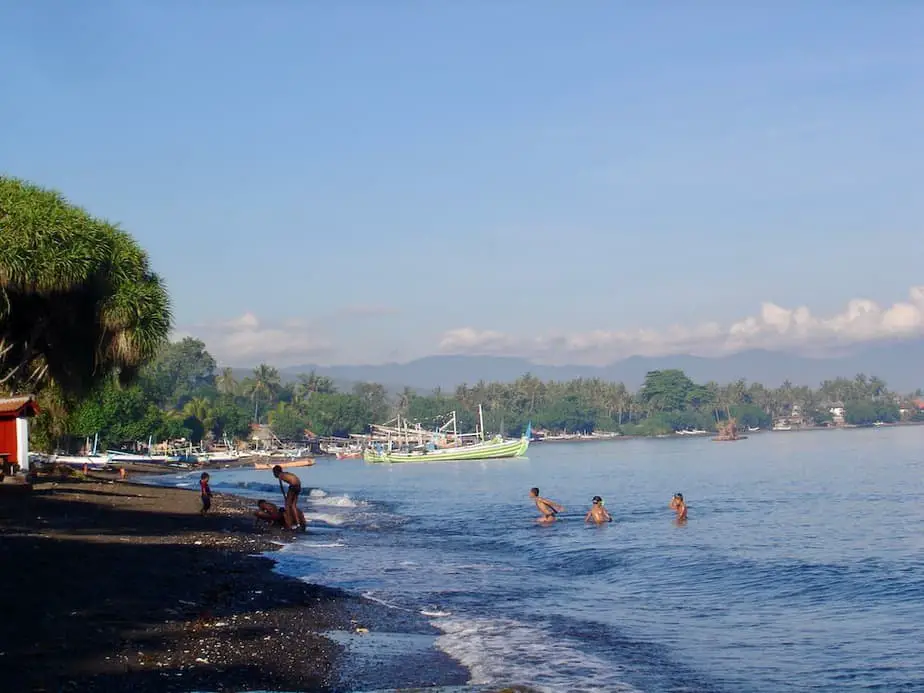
(677, 429, 708, 436)
(772, 424, 792, 431)
(748, 426, 760, 432)
(51, 454, 110, 471)
(365, 409, 530, 463)
(253, 457, 315, 470)
(49, 433, 109, 470)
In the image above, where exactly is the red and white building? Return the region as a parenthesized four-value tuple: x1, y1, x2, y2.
(0, 395, 39, 477)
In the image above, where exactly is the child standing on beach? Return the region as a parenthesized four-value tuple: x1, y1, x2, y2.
(200, 472, 212, 515)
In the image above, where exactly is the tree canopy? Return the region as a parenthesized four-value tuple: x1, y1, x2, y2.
(0, 177, 172, 396)
(25, 332, 924, 453)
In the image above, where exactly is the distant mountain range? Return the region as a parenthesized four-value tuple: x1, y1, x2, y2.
(231, 339, 924, 393)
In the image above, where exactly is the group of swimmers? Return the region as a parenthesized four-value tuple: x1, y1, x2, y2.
(530, 487, 688, 524)
(244, 467, 689, 532)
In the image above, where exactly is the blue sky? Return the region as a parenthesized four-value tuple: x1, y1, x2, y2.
(2, 2, 923, 366)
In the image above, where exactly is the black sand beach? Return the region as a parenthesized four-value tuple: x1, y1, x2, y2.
(0, 470, 475, 692)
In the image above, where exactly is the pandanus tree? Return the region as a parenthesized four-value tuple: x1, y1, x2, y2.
(0, 177, 172, 397)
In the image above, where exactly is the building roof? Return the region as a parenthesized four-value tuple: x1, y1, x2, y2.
(0, 395, 40, 417)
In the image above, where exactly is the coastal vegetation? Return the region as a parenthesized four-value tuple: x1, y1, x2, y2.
(26, 338, 924, 452)
(1, 177, 172, 445)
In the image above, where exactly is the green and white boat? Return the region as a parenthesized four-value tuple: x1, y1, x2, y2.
(364, 408, 530, 463)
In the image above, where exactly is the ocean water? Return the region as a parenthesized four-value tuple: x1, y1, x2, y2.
(159, 426, 924, 692)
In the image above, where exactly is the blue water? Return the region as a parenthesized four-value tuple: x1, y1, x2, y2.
(157, 426, 924, 692)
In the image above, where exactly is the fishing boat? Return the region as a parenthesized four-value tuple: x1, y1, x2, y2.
(335, 449, 363, 460)
(51, 453, 110, 471)
(49, 434, 110, 470)
(365, 407, 530, 463)
(253, 457, 315, 470)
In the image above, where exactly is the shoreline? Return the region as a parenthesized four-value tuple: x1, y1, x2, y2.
(0, 471, 471, 692)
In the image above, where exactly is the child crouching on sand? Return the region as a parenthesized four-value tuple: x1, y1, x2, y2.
(254, 500, 285, 527)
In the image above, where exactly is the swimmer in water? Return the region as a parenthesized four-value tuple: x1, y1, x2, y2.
(530, 487, 564, 524)
(671, 492, 688, 522)
(584, 495, 613, 524)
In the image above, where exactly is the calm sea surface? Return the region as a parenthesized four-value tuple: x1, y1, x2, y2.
(159, 426, 924, 692)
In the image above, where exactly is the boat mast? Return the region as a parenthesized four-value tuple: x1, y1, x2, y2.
(478, 404, 485, 443)
(452, 411, 458, 447)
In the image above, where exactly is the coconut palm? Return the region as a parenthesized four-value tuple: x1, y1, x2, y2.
(0, 177, 171, 396)
(216, 367, 238, 396)
(247, 363, 281, 423)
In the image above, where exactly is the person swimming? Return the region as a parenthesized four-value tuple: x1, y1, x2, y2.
(530, 487, 564, 524)
(584, 495, 613, 524)
(671, 492, 688, 521)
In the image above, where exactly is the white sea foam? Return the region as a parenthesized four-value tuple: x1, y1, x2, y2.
(304, 512, 347, 526)
(434, 616, 640, 693)
(361, 590, 413, 612)
(300, 541, 346, 548)
(308, 493, 362, 508)
(420, 609, 453, 617)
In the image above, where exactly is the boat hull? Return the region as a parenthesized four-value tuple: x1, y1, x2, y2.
(253, 458, 315, 470)
(367, 437, 529, 463)
(50, 455, 110, 471)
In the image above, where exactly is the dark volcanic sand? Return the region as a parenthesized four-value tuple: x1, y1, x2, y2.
(0, 471, 469, 692)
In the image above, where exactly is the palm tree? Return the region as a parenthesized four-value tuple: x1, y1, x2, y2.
(395, 387, 414, 417)
(247, 364, 281, 423)
(0, 177, 171, 396)
(216, 367, 237, 396)
(182, 397, 215, 439)
(294, 371, 334, 402)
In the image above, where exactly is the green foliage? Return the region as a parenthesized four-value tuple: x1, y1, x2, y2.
(0, 176, 171, 397)
(211, 396, 252, 440)
(844, 400, 900, 426)
(804, 407, 834, 426)
(728, 404, 772, 429)
(534, 395, 597, 433)
(32, 331, 915, 452)
(638, 370, 698, 413)
(302, 392, 374, 438)
(268, 402, 309, 440)
(143, 338, 216, 409)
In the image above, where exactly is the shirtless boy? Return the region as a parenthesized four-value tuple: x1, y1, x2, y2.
(671, 492, 688, 521)
(273, 466, 303, 530)
(584, 496, 613, 524)
(530, 487, 564, 524)
(254, 499, 285, 526)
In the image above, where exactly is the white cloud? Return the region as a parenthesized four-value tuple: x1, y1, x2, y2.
(175, 313, 334, 366)
(438, 286, 924, 365)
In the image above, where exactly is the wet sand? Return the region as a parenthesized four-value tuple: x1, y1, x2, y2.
(0, 470, 470, 692)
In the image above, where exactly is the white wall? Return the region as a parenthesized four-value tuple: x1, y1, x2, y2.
(16, 417, 29, 472)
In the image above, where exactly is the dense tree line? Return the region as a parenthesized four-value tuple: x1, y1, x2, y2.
(27, 339, 924, 452)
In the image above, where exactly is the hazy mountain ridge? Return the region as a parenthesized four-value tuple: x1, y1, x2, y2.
(245, 339, 924, 392)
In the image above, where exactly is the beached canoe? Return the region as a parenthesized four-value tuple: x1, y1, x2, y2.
(252, 458, 315, 470)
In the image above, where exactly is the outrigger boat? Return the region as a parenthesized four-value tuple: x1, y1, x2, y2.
(253, 457, 315, 470)
(364, 407, 530, 463)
